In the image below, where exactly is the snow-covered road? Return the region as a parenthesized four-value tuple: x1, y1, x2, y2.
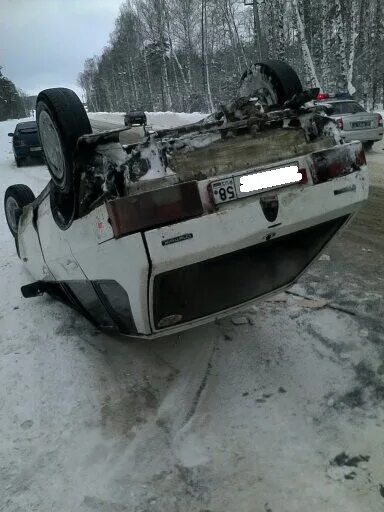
(1, 115, 384, 512)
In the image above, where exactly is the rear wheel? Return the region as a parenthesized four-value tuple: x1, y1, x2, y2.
(239, 60, 303, 109)
(4, 184, 35, 238)
(36, 88, 91, 193)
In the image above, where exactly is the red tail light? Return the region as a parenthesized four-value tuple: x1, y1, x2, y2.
(316, 92, 329, 101)
(356, 147, 366, 166)
(336, 118, 344, 130)
(106, 181, 203, 239)
(378, 114, 383, 127)
(310, 143, 365, 184)
(299, 168, 308, 184)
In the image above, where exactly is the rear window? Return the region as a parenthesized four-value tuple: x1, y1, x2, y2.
(329, 102, 366, 115)
(19, 128, 38, 134)
(16, 128, 40, 145)
(65, 281, 116, 328)
(95, 280, 137, 334)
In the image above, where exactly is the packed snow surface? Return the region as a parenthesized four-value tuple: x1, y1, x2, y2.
(0, 115, 384, 511)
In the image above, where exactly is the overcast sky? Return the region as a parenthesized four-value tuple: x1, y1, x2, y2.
(0, 0, 124, 99)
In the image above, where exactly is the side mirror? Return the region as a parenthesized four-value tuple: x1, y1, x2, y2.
(8, 132, 14, 137)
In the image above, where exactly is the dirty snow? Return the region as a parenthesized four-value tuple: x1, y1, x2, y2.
(0, 116, 384, 511)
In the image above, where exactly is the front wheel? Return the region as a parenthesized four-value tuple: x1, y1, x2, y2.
(4, 184, 35, 238)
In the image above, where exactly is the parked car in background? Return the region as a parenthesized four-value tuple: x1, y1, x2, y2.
(124, 110, 147, 126)
(315, 95, 383, 150)
(8, 121, 44, 167)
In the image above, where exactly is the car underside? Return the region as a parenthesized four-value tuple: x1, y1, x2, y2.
(4, 60, 369, 338)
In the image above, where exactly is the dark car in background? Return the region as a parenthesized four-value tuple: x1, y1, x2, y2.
(8, 121, 44, 167)
(124, 110, 147, 126)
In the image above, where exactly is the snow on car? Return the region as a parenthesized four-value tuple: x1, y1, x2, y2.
(3, 61, 369, 339)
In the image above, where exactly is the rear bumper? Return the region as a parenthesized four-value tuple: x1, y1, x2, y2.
(14, 147, 44, 158)
(341, 127, 383, 142)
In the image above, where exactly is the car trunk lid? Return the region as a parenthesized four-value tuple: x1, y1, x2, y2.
(337, 113, 379, 131)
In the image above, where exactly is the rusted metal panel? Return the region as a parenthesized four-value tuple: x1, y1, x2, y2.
(106, 181, 204, 238)
(168, 129, 333, 181)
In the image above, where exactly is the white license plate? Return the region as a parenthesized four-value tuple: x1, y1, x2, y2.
(30, 147, 42, 152)
(210, 177, 237, 204)
(352, 122, 370, 128)
(210, 164, 301, 204)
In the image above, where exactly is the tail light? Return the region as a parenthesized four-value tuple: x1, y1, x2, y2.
(106, 181, 203, 239)
(316, 92, 329, 101)
(299, 168, 308, 184)
(356, 147, 366, 166)
(310, 143, 365, 184)
(378, 114, 383, 127)
(336, 118, 344, 130)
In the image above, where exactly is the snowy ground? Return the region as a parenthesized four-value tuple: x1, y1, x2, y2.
(1, 115, 384, 511)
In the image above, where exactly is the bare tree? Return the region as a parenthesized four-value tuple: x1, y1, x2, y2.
(78, 0, 384, 113)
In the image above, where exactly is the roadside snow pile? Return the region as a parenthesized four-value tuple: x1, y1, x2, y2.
(146, 111, 206, 130)
(87, 112, 126, 125)
(88, 112, 126, 115)
(88, 111, 206, 130)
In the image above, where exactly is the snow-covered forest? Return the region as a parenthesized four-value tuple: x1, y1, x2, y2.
(0, 68, 27, 121)
(78, 0, 384, 113)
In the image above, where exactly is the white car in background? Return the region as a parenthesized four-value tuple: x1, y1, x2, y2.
(315, 96, 383, 150)
(4, 61, 369, 339)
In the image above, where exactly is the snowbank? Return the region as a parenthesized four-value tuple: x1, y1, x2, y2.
(88, 111, 206, 131)
(146, 111, 206, 130)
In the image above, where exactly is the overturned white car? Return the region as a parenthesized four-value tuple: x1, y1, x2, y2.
(4, 61, 369, 338)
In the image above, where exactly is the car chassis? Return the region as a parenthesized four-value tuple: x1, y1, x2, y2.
(4, 61, 369, 338)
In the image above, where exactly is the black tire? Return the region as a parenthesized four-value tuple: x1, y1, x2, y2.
(15, 157, 23, 167)
(36, 88, 92, 193)
(363, 141, 374, 150)
(239, 60, 303, 107)
(4, 184, 35, 238)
